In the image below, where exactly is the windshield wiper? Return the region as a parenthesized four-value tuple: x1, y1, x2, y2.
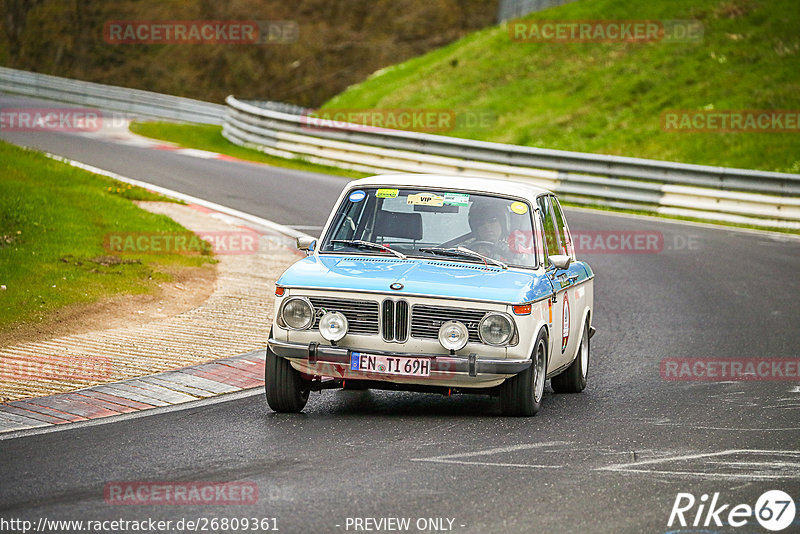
(331, 239, 407, 259)
(419, 246, 507, 270)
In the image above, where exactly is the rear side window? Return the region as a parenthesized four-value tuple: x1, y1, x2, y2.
(550, 195, 575, 259)
(536, 195, 559, 265)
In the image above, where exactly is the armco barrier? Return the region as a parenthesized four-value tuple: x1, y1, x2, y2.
(496, 0, 579, 23)
(223, 96, 800, 229)
(0, 67, 224, 125)
(1, 67, 797, 229)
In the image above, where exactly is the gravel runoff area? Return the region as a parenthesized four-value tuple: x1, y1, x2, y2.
(0, 201, 300, 403)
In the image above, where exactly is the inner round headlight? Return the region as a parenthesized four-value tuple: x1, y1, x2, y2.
(281, 297, 314, 330)
(479, 312, 514, 346)
(319, 311, 348, 342)
(438, 320, 469, 352)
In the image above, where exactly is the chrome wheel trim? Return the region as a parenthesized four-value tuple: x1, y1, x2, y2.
(533, 339, 546, 403)
(580, 324, 589, 379)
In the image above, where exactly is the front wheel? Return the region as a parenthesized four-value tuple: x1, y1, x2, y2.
(265, 347, 309, 413)
(500, 330, 548, 416)
(551, 317, 590, 393)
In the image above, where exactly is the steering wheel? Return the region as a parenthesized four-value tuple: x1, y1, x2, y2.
(464, 240, 520, 263)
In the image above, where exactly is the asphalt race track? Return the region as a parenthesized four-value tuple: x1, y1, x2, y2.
(1, 95, 799, 533)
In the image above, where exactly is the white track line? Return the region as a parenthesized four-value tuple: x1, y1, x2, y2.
(410, 441, 569, 468)
(597, 449, 800, 480)
(42, 151, 314, 241)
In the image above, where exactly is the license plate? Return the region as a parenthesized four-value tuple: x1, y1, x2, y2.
(350, 352, 431, 377)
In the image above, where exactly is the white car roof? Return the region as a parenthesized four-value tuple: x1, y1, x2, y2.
(348, 174, 553, 199)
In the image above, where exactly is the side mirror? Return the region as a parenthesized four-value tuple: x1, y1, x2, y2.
(548, 254, 571, 270)
(296, 237, 316, 252)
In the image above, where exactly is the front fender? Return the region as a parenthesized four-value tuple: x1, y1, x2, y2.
(511, 299, 551, 374)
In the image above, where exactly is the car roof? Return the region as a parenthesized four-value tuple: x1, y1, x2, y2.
(348, 174, 554, 199)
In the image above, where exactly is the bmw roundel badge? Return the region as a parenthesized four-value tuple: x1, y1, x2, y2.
(390, 282, 404, 290)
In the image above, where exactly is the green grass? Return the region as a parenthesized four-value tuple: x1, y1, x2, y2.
(321, 0, 800, 173)
(0, 142, 215, 332)
(129, 121, 369, 179)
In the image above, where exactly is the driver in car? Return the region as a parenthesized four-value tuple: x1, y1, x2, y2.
(461, 202, 516, 262)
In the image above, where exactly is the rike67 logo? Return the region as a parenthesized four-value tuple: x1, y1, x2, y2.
(669, 490, 796, 531)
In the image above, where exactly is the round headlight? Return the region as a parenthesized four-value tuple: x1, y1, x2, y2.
(319, 311, 348, 342)
(479, 312, 514, 346)
(438, 320, 469, 352)
(281, 297, 314, 330)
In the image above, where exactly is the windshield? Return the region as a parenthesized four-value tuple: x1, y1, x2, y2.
(320, 187, 538, 268)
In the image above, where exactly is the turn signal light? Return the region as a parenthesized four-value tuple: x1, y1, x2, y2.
(513, 304, 531, 315)
(275, 286, 285, 296)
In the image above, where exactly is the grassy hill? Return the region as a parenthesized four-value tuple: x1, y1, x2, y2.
(321, 0, 800, 173)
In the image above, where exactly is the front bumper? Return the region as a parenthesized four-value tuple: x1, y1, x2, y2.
(268, 338, 531, 378)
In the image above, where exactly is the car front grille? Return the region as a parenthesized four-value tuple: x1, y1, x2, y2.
(410, 305, 489, 343)
(381, 299, 409, 342)
(306, 297, 491, 343)
(308, 297, 379, 335)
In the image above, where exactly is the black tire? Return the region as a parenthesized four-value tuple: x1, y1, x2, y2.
(265, 346, 309, 413)
(500, 329, 548, 417)
(551, 317, 590, 393)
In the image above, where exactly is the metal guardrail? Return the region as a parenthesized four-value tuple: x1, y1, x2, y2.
(497, 0, 580, 23)
(0, 67, 225, 125)
(2, 66, 796, 229)
(223, 96, 800, 229)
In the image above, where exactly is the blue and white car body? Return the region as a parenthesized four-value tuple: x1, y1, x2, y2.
(266, 174, 595, 416)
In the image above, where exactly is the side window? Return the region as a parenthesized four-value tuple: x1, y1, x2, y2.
(332, 195, 372, 241)
(550, 196, 575, 259)
(536, 195, 559, 265)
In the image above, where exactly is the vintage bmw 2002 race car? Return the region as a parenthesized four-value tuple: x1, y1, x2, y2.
(266, 174, 595, 416)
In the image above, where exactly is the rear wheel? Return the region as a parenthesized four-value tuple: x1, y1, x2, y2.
(500, 330, 547, 416)
(551, 317, 589, 393)
(265, 346, 309, 413)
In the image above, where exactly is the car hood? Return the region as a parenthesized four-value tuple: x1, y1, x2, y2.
(276, 255, 555, 304)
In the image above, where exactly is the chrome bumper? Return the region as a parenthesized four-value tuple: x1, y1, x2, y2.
(268, 338, 531, 377)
